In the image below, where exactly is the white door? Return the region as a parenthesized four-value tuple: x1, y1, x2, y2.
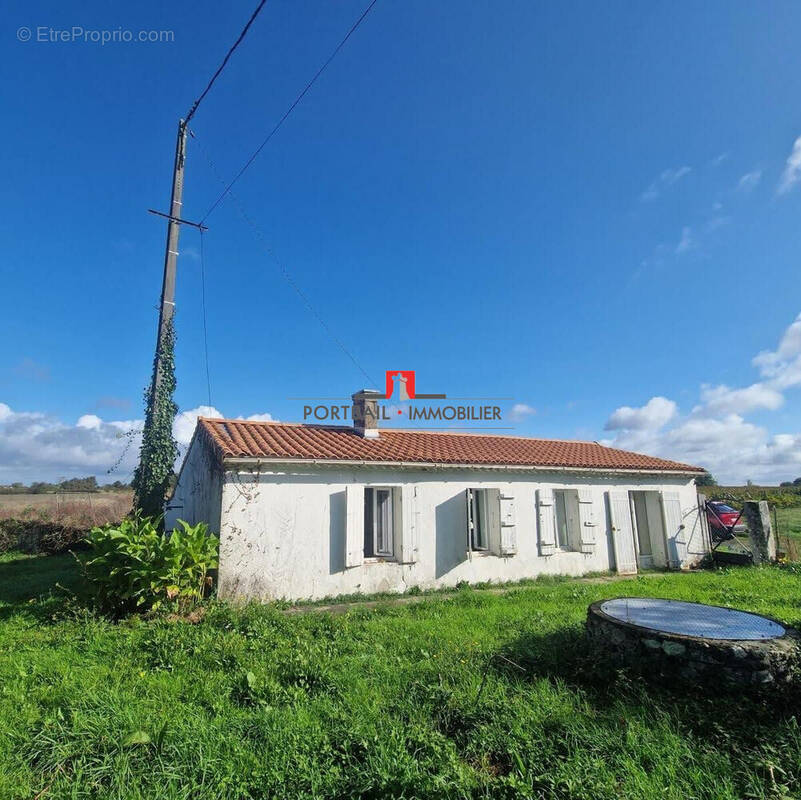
(608, 491, 638, 575)
(631, 492, 653, 568)
(660, 492, 684, 569)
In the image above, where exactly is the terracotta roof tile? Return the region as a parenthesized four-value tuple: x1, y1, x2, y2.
(196, 419, 703, 474)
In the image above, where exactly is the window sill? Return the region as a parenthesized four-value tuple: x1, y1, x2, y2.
(362, 556, 398, 565)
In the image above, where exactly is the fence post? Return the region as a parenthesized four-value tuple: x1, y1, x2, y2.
(743, 500, 776, 565)
(697, 493, 712, 554)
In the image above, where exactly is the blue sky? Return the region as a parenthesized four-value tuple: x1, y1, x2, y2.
(1, 0, 801, 484)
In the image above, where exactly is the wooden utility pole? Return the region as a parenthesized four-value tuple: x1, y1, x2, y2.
(152, 119, 188, 392)
(135, 119, 209, 516)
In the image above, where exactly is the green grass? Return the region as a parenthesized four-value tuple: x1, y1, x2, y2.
(2, 555, 801, 799)
(777, 506, 801, 541)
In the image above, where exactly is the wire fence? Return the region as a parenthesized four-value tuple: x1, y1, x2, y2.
(701, 496, 801, 562)
(773, 506, 801, 561)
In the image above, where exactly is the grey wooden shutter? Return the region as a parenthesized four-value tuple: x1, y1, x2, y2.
(399, 486, 418, 564)
(486, 488, 501, 554)
(577, 488, 597, 554)
(660, 491, 684, 568)
(345, 484, 364, 568)
(500, 492, 517, 555)
(537, 488, 557, 555)
(465, 488, 474, 555)
(608, 490, 638, 574)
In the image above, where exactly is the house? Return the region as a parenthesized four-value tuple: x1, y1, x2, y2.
(166, 390, 708, 602)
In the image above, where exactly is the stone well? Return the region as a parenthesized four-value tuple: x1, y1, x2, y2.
(586, 598, 801, 690)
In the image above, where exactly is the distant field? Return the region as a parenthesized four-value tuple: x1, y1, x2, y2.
(0, 491, 131, 525)
(777, 506, 801, 541)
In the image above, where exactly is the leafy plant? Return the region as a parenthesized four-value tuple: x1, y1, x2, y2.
(695, 472, 717, 487)
(132, 317, 178, 520)
(79, 513, 218, 611)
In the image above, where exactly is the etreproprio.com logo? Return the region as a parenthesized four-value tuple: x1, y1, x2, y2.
(17, 26, 175, 45)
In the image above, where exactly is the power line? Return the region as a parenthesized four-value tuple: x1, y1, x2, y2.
(198, 229, 213, 406)
(185, 0, 269, 125)
(200, 0, 379, 223)
(190, 129, 379, 390)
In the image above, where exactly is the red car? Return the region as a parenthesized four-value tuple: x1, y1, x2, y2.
(706, 501, 746, 537)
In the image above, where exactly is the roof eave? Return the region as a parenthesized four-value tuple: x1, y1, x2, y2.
(221, 455, 704, 477)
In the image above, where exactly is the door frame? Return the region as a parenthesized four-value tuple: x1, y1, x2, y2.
(629, 490, 670, 569)
(629, 491, 653, 568)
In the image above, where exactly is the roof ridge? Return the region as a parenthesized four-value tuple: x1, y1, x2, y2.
(199, 417, 354, 432)
(200, 418, 601, 445)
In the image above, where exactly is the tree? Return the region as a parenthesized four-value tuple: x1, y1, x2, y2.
(695, 472, 717, 487)
(133, 318, 178, 520)
(794, 477, 801, 486)
(60, 476, 98, 492)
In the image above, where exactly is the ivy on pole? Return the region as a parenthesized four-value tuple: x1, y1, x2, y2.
(133, 318, 178, 520)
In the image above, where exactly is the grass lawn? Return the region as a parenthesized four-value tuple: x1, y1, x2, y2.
(2, 555, 801, 799)
(777, 506, 801, 541)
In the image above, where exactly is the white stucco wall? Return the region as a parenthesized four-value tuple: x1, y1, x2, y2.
(215, 462, 706, 602)
(164, 434, 223, 534)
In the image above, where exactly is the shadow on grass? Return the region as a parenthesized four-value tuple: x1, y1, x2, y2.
(497, 625, 801, 749)
(0, 551, 85, 622)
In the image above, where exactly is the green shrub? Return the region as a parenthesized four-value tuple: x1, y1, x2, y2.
(0, 518, 88, 554)
(79, 514, 218, 612)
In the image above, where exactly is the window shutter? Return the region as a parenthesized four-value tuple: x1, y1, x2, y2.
(465, 488, 474, 555)
(537, 488, 557, 555)
(345, 484, 364, 568)
(660, 491, 683, 569)
(399, 486, 418, 564)
(485, 488, 501, 554)
(499, 492, 517, 555)
(577, 488, 597, 553)
(608, 490, 637, 574)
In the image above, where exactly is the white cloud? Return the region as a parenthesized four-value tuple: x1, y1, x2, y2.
(605, 411, 801, 485)
(778, 135, 801, 194)
(509, 403, 536, 421)
(675, 226, 695, 255)
(737, 169, 762, 192)
(752, 313, 801, 388)
(602, 312, 801, 483)
(0, 403, 274, 484)
(243, 413, 275, 422)
(697, 383, 784, 416)
(604, 397, 677, 431)
(640, 166, 692, 202)
(173, 405, 223, 447)
(709, 152, 730, 167)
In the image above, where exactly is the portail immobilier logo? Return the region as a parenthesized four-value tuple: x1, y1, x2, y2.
(302, 370, 504, 427)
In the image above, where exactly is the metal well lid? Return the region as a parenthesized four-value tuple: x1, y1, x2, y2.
(600, 597, 785, 641)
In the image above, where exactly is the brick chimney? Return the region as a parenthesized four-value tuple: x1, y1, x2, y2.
(352, 389, 382, 438)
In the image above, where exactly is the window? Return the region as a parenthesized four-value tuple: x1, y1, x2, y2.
(467, 488, 490, 551)
(364, 487, 394, 558)
(553, 489, 580, 551)
(710, 502, 736, 514)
